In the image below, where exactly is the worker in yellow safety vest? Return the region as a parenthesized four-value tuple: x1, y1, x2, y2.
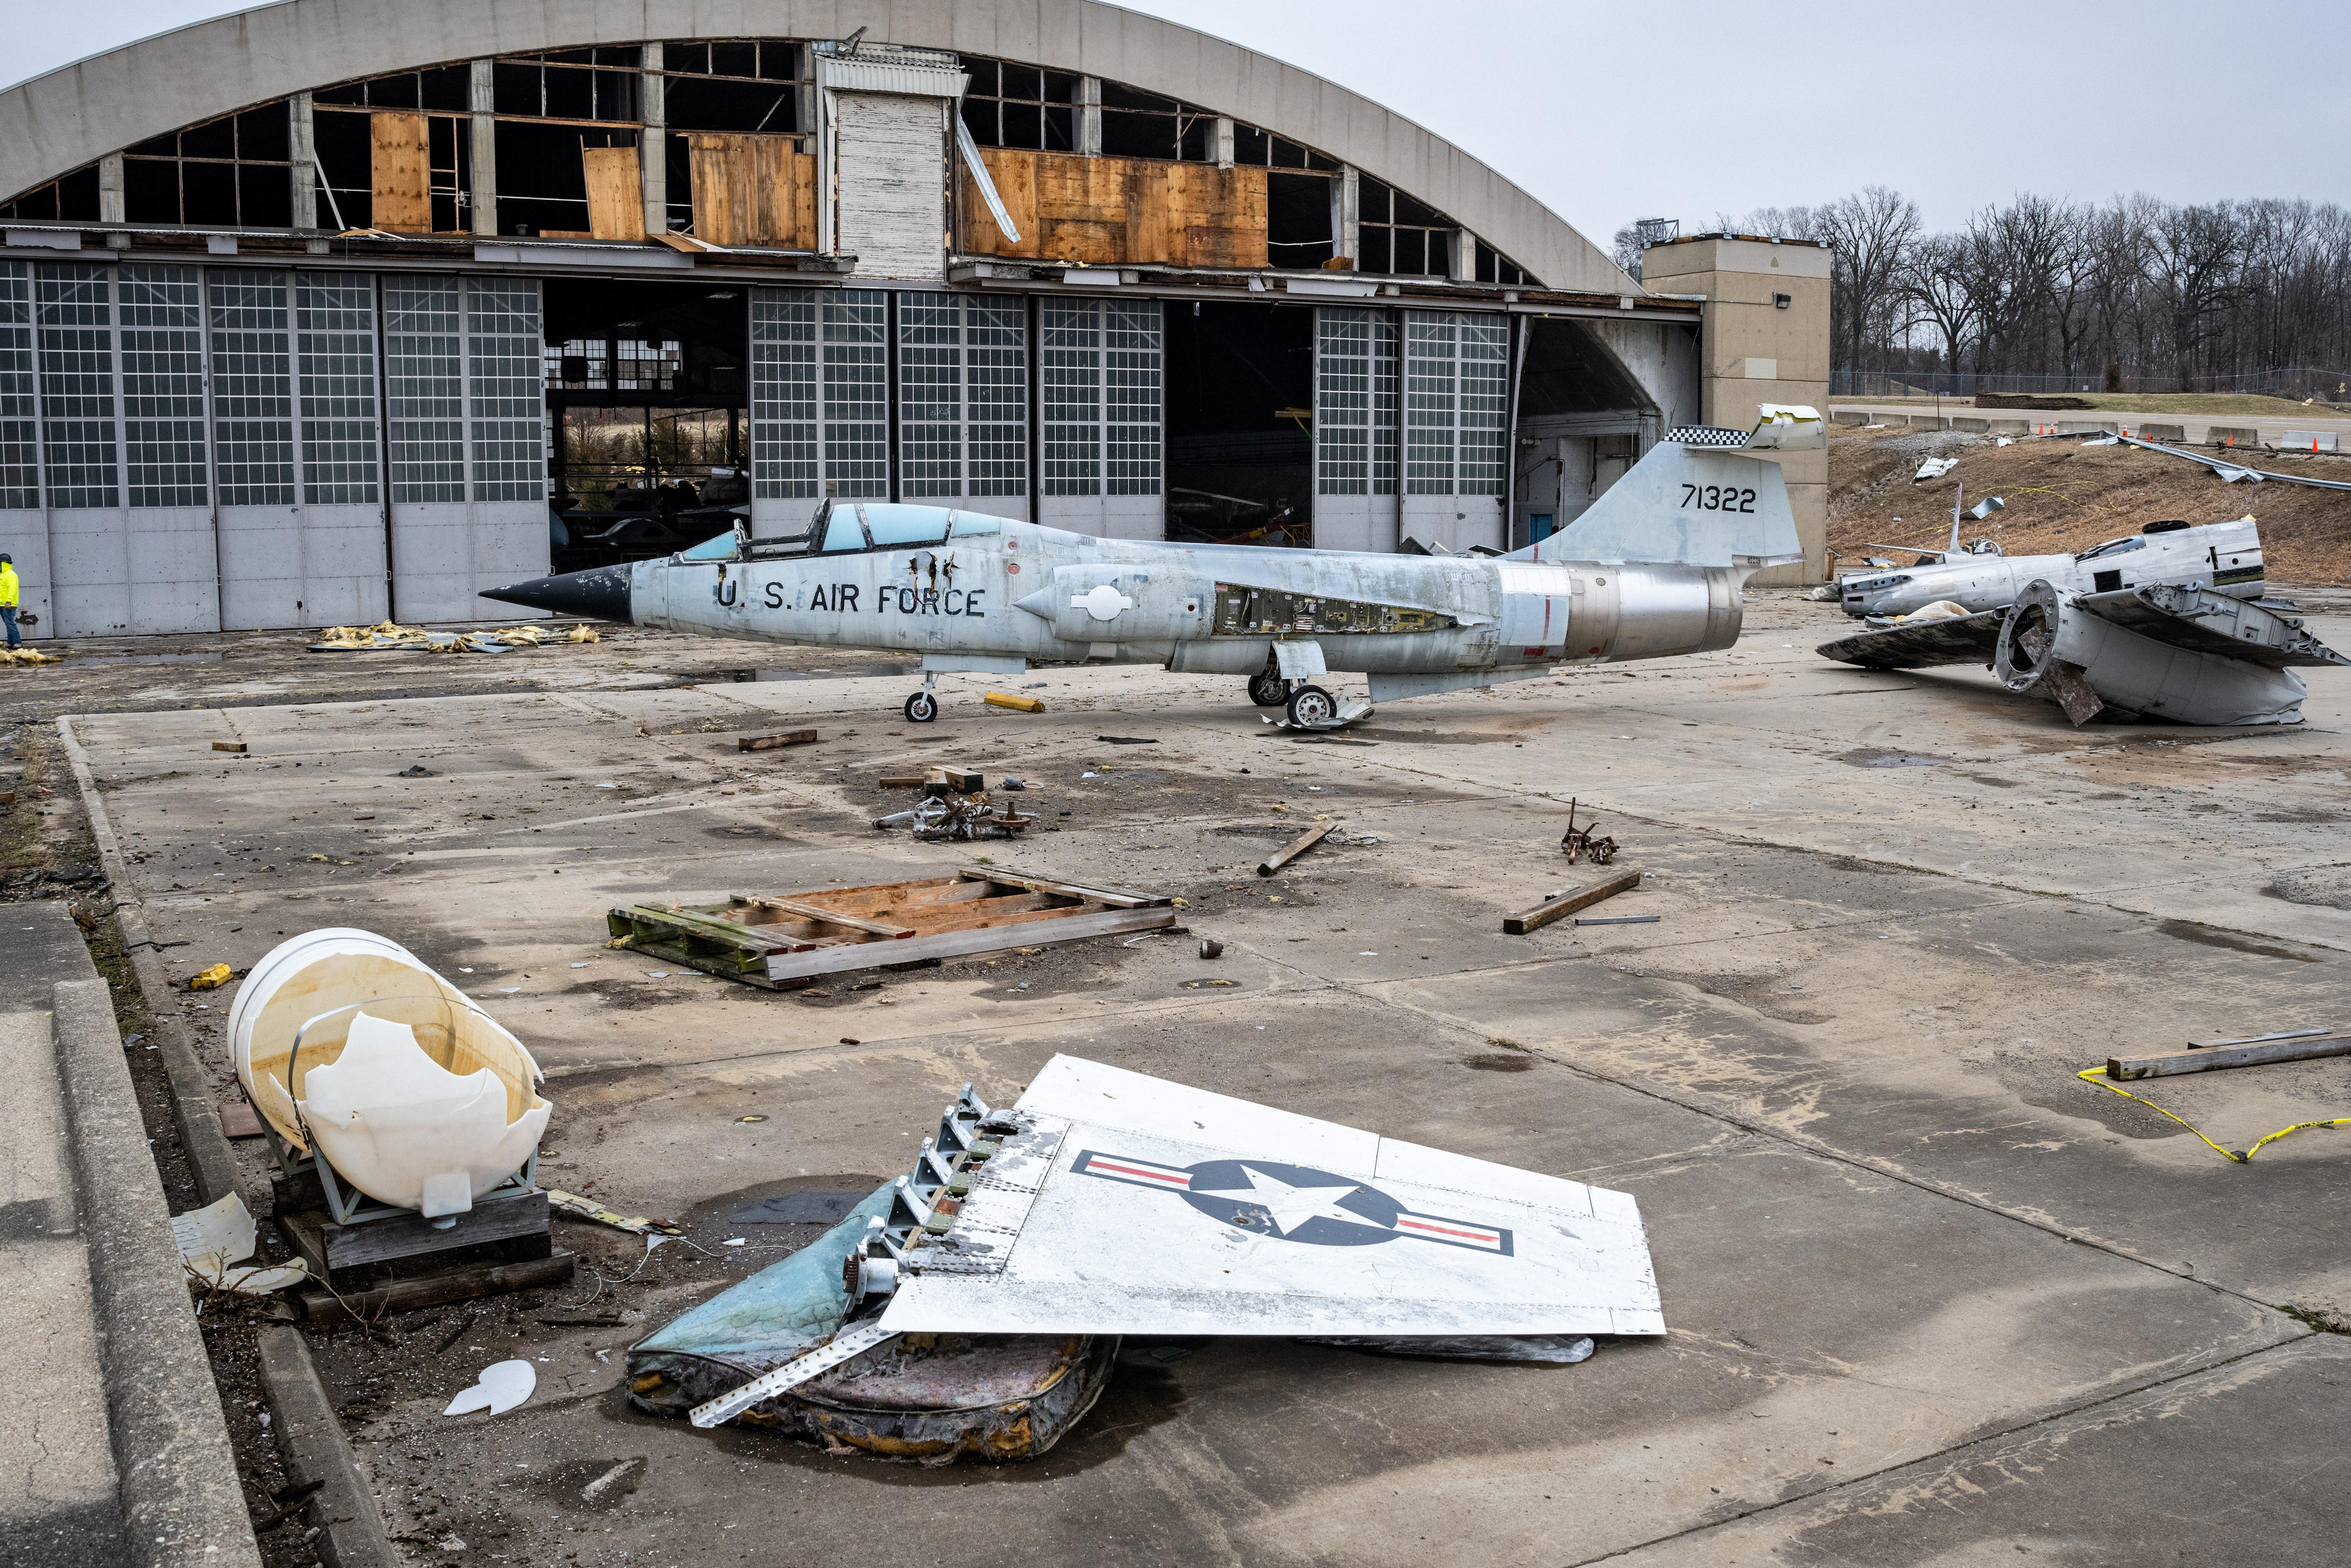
(0, 553, 18, 649)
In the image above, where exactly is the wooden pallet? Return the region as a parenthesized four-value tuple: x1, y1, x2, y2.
(607, 866, 1176, 988)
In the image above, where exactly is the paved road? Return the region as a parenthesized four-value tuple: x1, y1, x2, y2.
(0, 902, 130, 1567)
(1831, 399, 2350, 448)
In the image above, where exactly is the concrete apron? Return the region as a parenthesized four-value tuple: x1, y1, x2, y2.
(56, 599, 2351, 1565)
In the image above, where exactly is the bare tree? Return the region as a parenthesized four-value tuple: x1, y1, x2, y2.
(1816, 186, 1921, 375)
(2146, 202, 2243, 390)
(1900, 234, 1982, 375)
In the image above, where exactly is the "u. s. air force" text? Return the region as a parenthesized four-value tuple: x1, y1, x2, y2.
(761, 582, 986, 617)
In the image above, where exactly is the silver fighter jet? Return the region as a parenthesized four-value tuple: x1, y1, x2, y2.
(486, 410, 1824, 723)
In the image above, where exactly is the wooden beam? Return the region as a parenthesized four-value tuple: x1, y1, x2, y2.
(2107, 1034, 2351, 1082)
(1503, 870, 1643, 935)
(748, 898, 917, 939)
(955, 866, 1170, 909)
(1258, 822, 1331, 877)
(767, 904, 1174, 981)
(738, 729, 818, 752)
(300, 1252, 574, 1327)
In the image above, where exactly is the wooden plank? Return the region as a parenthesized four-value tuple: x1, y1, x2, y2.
(369, 111, 431, 234)
(955, 866, 1170, 908)
(751, 898, 917, 939)
(738, 729, 818, 752)
(1503, 869, 1643, 935)
(300, 1252, 575, 1328)
(747, 139, 815, 248)
(1258, 822, 1332, 877)
(2108, 1034, 2351, 1082)
(653, 230, 721, 254)
(582, 144, 647, 241)
(322, 1192, 551, 1269)
(767, 904, 1174, 980)
(964, 146, 1040, 257)
(689, 132, 746, 246)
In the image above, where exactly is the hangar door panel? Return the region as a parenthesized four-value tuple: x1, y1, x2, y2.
(385, 275, 547, 622)
(0, 262, 50, 637)
(750, 287, 888, 528)
(897, 293, 1029, 519)
(1401, 309, 1508, 553)
(1038, 299, 1161, 539)
(1312, 306, 1399, 552)
(37, 261, 222, 635)
(830, 93, 947, 282)
(215, 270, 387, 629)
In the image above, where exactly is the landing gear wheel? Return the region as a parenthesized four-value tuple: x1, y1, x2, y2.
(903, 691, 938, 723)
(1247, 671, 1288, 708)
(1285, 684, 1337, 728)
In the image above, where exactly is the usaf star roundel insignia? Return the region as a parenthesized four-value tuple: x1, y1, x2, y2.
(1072, 1150, 1512, 1254)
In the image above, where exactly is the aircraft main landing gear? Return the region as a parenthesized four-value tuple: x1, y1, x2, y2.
(1247, 671, 1287, 707)
(904, 670, 939, 723)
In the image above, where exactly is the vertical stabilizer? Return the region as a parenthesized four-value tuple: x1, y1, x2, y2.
(1520, 408, 1816, 575)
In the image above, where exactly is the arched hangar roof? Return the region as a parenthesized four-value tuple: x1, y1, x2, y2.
(0, 0, 1638, 295)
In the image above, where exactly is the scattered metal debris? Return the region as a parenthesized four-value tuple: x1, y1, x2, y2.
(1198, 939, 1225, 960)
(873, 788, 1038, 841)
(1575, 915, 1659, 926)
(2107, 1026, 2351, 1081)
(2115, 432, 2351, 492)
(548, 1190, 682, 1236)
(608, 869, 1176, 988)
(1559, 799, 1617, 865)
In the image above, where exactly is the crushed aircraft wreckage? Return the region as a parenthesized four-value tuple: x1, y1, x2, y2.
(485, 409, 1824, 724)
(1820, 551, 2348, 726)
(626, 1057, 1661, 1462)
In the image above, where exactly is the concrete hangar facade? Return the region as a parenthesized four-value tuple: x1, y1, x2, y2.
(0, 0, 1827, 639)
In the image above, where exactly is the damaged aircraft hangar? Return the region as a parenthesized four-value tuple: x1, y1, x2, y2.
(0, 0, 1828, 641)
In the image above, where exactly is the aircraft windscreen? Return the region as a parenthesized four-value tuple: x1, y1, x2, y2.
(861, 505, 954, 546)
(680, 532, 737, 560)
(820, 511, 868, 552)
(2076, 536, 2146, 562)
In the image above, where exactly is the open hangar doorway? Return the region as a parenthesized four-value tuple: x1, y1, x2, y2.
(1162, 300, 1316, 546)
(1513, 316, 1659, 549)
(544, 276, 751, 572)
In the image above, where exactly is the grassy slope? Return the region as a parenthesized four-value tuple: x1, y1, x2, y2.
(1827, 428, 2351, 584)
(1830, 392, 2349, 419)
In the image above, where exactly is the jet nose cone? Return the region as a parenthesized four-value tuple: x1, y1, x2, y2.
(481, 563, 634, 623)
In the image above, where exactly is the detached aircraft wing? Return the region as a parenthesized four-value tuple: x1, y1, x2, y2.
(1818, 608, 2007, 670)
(2072, 584, 2350, 670)
(879, 1055, 1661, 1339)
(684, 1057, 1662, 1428)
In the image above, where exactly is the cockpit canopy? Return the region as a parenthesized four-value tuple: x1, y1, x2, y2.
(682, 500, 1010, 562)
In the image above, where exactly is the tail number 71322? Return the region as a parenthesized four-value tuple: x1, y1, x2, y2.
(1680, 484, 1757, 513)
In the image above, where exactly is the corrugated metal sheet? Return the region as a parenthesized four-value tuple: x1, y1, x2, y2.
(814, 56, 966, 100)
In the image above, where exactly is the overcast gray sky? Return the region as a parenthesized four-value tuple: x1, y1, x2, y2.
(15, 0, 2349, 242)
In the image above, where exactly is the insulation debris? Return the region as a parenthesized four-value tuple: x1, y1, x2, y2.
(309, 620, 600, 652)
(444, 1359, 537, 1417)
(0, 647, 64, 666)
(632, 1058, 1659, 1462)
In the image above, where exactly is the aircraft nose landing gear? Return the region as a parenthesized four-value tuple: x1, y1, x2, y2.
(904, 670, 940, 723)
(1247, 670, 1287, 708)
(1284, 684, 1337, 727)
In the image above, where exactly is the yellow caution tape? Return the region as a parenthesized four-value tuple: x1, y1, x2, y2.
(2075, 1066, 2351, 1163)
